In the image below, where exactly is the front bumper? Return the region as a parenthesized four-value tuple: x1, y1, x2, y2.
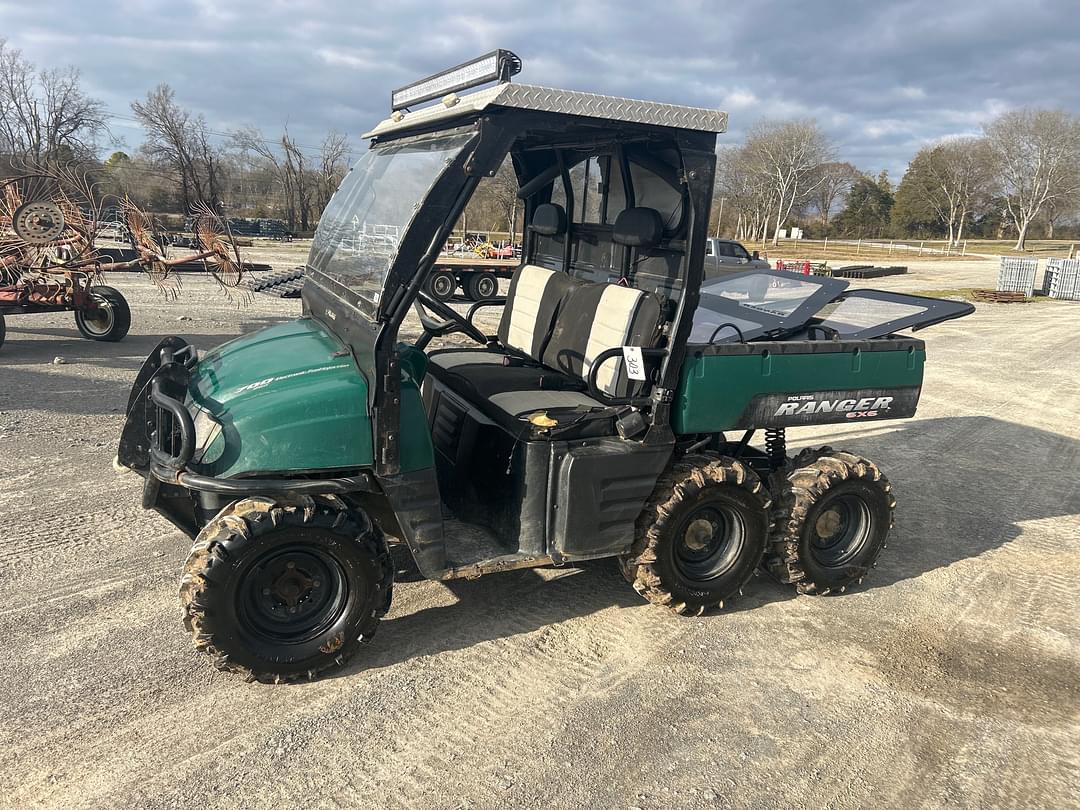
(119, 338, 378, 536)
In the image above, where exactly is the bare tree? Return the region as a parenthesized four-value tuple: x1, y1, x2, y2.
(744, 119, 833, 244)
(985, 109, 1080, 250)
(807, 161, 859, 232)
(714, 145, 775, 243)
(908, 138, 995, 245)
(233, 126, 317, 230)
(0, 39, 106, 166)
(487, 159, 521, 239)
(281, 132, 313, 231)
(317, 131, 351, 213)
(132, 84, 223, 210)
(1042, 193, 1077, 239)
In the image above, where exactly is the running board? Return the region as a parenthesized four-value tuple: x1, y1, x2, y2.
(439, 518, 552, 580)
(440, 552, 554, 581)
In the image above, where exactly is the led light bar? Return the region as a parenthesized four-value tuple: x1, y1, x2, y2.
(391, 49, 522, 111)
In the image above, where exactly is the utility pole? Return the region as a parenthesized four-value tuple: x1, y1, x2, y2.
(714, 197, 725, 238)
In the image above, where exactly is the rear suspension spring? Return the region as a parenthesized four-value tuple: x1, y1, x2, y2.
(764, 428, 787, 468)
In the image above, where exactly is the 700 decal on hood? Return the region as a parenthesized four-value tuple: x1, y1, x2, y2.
(736, 387, 922, 428)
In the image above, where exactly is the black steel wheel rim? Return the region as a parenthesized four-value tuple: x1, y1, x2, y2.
(809, 494, 872, 568)
(237, 544, 350, 644)
(673, 504, 746, 582)
(431, 273, 454, 297)
(80, 294, 115, 336)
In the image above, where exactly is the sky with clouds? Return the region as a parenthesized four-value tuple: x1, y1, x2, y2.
(1, 0, 1077, 178)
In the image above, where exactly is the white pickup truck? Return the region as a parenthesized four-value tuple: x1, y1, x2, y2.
(704, 238, 771, 277)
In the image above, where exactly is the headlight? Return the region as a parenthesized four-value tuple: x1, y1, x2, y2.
(191, 407, 222, 463)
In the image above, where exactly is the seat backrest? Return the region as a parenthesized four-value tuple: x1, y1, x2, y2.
(495, 203, 578, 362)
(496, 264, 579, 361)
(542, 282, 664, 397)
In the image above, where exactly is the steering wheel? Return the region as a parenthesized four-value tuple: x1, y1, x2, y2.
(414, 290, 489, 347)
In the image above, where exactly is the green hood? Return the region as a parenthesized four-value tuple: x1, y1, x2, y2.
(188, 318, 374, 477)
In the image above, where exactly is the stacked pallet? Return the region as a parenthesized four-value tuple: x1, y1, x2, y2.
(997, 257, 1038, 296)
(1043, 258, 1080, 300)
(973, 289, 1028, 303)
(833, 265, 908, 279)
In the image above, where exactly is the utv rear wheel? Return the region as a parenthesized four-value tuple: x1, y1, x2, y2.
(180, 496, 393, 682)
(766, 448, 895, 595)
(620, 454, 770, 615)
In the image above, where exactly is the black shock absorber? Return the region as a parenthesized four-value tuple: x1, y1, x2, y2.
(764, 427, 787, 469)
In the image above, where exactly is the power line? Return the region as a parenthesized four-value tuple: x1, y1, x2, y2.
(105, 110, 345, 158)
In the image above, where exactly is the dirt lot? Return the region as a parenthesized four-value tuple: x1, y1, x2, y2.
(0, 256, 1077, 809)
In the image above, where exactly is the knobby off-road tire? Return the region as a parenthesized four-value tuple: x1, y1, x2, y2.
(180, 496, 394, 683)
(766, 447, 896, 595)
(75, 285, 131, 342)
(620, 454, 771, 616)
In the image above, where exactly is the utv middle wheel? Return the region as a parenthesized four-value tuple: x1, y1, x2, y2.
(621, 454, 770, 615)
(180, 497, 393, 682)
(766, 448, 896, 595)
(75, 285, 131, 341)
(426, 270, 457, 301)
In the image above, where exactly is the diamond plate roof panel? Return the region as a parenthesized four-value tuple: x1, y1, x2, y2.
(364, 83, 727, 139)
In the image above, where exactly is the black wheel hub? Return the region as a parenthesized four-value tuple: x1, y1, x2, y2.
(674, 505, 746, 582)
(810, 494, 872, 568)
(238, 545, 349, 644)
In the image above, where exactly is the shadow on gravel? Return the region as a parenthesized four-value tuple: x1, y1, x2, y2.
(0, 319, 287, 369)
(347, 414, 1080, 670)
(813, 415, 1080, 591)
(337, 561, 642, 674)
(0, 321, 289, 415)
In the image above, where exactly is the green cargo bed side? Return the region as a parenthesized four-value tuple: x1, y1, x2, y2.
(673, 339, 926, 434)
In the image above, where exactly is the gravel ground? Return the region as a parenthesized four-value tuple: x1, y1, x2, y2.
(0, 254, 1077, 809)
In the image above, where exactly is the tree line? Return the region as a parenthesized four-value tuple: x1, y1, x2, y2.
(3, 38, 1079, 249)
(715, 110, 1080, 250)
(0, 39, 352, 233)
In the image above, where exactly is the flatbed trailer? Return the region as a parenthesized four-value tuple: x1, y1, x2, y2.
(425, 255, 518, 301)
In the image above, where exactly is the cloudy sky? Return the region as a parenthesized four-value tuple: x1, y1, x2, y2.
(1, 0, 1077, 177)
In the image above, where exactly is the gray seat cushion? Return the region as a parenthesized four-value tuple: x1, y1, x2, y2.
(426, 348, 585, 402)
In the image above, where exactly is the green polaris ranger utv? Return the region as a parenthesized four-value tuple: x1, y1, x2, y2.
(117, 51, 973, 682)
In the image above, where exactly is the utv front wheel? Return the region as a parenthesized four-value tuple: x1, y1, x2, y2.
(180, 497, 393, 682)
(621, 455, 770, 615)
(766, 448, 895, 594)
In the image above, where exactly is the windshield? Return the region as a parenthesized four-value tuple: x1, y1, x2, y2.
(690, 271, 848, 343)
(308, 132, 472, 311)
(702, 273, 825, 316)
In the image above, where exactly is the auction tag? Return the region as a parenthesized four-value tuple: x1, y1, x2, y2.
(622, 346, 646, 381)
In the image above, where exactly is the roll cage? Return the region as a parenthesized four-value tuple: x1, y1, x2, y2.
(302, 106, 719, 476)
